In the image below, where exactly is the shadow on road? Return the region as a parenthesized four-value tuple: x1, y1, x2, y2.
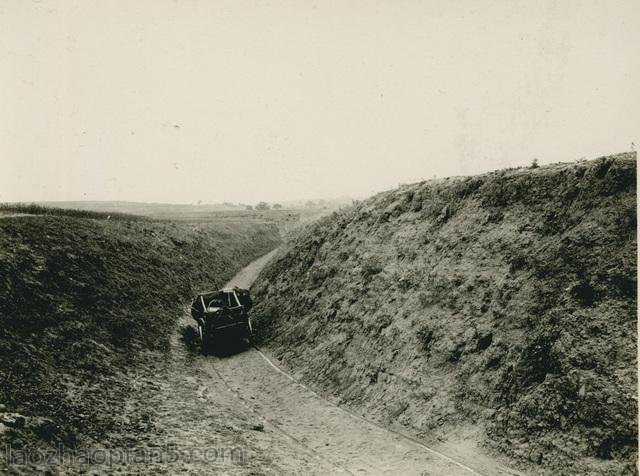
(209, 338, 251, 357)
(179, 325, 199, 352)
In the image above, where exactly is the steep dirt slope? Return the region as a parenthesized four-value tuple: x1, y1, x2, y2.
(0, 214, 280, 459)
(252, 153, 637, 474)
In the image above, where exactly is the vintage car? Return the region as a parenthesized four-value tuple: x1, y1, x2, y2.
(190, 287, 253, 353)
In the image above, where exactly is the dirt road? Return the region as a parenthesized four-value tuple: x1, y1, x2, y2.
(111, 250, 517, 475)
(223, 249, 279, 289)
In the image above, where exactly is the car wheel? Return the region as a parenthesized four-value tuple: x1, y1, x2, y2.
(202, 331, 213, 355)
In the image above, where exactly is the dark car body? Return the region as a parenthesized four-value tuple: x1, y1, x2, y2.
(190, 287, 253, 353)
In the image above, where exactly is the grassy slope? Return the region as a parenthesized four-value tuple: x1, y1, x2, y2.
(252, 153, 637, 474)
(0, 214, 280, 450)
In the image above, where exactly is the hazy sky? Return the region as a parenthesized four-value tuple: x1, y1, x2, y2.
(1, 0, 638, 204)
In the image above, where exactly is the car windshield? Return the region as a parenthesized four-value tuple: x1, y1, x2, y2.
(223, 292, 241, 307)
(207, 297, 224, 308)
(200, 290, 243, 309)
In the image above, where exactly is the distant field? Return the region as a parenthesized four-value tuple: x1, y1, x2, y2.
(20, 201, 330, 234)
(1, 200, 334, 242)
(0, 202, 145, 221)
(32, 200, 248, 216)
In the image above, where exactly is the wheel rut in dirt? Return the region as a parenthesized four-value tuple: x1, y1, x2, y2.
(208, 345, 480, 475)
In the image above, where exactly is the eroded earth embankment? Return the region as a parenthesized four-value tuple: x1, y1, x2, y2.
(251, 153, 637, 474)
(0, 213, 280, 466)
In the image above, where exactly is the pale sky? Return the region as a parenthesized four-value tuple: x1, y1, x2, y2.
(1, 0, 638, 204)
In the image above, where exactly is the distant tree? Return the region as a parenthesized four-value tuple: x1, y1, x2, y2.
(255, 201, 270, 210)
(245, 205, 253, 210)
(530, 158, 539, 169)
(272, 203, 282, 209)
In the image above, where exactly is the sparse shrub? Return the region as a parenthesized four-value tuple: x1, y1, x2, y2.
(569, 280, 595, 306)
(367, 314, 393, 336)
(308, 264, 334, 286)
(410, 190, 424, 212)
(508, 253, 529, 272)
(418, 291, 431, 308)
(437, 204, 453, 223)
(487, 210, 504, 223)
(391, 267, 420, 291)
(445, 339, 464, 362)
(360, 257, 383, 279)
(416, 325, 434, 352)
(484, 346, 505, 368)
(476, 331, 493, 351)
